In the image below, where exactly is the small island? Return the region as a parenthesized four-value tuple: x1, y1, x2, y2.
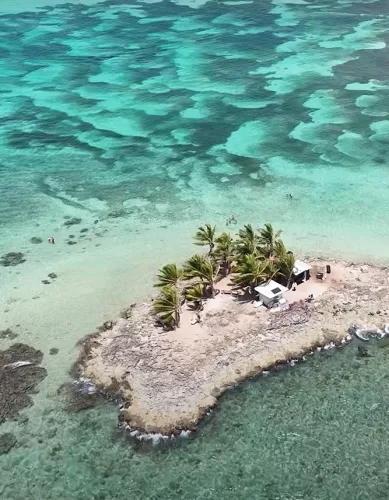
(77, 223, 389, 436)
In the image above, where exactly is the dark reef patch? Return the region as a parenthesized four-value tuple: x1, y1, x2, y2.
(58, 381, 100, 413)
(0, 252, 26, 267)
(63, 217, 82, 227)
(30, 237, 43, 244)
(0, 328, 18, 340)
(0, 433, 17, 455)
(0, 343, 47, 424)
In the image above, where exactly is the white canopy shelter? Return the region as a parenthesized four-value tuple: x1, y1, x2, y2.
(293, 259, 311, 277)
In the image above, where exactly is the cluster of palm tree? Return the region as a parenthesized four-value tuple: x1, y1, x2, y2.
(152, 223, 296, 329)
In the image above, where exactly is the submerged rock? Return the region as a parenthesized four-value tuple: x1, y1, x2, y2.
(108, 209, 127, 219)
(49, 348, 59, 355)
(63, 217, 82, 227)
(48, 273, 57, 279)
(67, 241, 77, 246)
(357, 346, 370, 357)
(0, 343, 47, 424)
(30, 237, 43, 244)
(0, 328, 18, 340)
(58, 382, 100, 413)
(80, 228, 88, 233)
(0, 252, 26, 267)
(0, 433, 17, 455)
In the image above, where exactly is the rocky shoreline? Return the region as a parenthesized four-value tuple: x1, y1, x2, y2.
(75, 260, 389, 436)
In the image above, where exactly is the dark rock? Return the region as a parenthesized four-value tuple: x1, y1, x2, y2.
(58, 383, 99, 413)
(0, 252, 26, 267)
(63, 217, 82, 227)
(69, 235, 75, 239)
(0, 343, 47, 424)
(0, 433, 17, 455)
(67, 241, 77, 245)
(93, 220, 99, 224)
(80, 228, 89, 233)
(48, 273, 57, 279)
(98, 320, 115, 332)
(358, 345, 370, 358)
(46, 427, 58, 439)
(49, 444, 62, 456)
(49, 348, 59, 355)
(42, 280, 51, 285)
(30, 237, 43, 244)
(108, 209, 127, 219)
(0, 328, 18, 340)
(17, 415, 29, 425)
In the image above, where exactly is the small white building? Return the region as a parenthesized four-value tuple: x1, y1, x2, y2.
(254, 280, 288, 308)
(293, 259, 311, 283)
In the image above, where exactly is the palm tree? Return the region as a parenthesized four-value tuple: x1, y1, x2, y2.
(265, 258, 280, 281)
(236, 224, 261, 257)
(194, 224, 216, 255)
(278, 252, 296, 288)
(185, 284, 205, 311)
(185, 284, 204, 302)
(214, 232, 236, 276)
(259, 223, 282, 257)
(183, 254, 207, 279)
(232, 254, 268, 292)
(184, 254, 220, 298)
(154, 263, 183, 288)
(153, 285, 181, 329)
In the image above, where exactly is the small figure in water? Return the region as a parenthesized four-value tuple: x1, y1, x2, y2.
(226, 215, 237, 226)
(48, 236, 55, 244)
(286, 193, 293, 199)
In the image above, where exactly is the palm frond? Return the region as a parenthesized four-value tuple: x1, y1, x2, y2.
(154, 263, 183, 288)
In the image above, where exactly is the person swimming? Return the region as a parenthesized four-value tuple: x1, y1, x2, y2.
(226, 215, 237, 225)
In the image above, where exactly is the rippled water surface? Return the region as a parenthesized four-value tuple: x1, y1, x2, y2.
(1, 0, 389, 498)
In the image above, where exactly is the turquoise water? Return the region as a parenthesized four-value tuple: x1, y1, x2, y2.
(3, 342, 389, 499)
(2, 0, 389, 498)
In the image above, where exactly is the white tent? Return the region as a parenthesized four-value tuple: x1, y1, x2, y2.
(293, 260, 311, 279)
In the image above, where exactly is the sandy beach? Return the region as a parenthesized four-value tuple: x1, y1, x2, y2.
(77, 260, 389, 435)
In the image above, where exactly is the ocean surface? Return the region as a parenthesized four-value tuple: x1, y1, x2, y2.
(1, 0, 389, 497)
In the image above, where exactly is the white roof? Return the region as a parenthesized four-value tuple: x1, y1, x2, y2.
(293, 259, 311, 275)
(254, 280, 288, 299)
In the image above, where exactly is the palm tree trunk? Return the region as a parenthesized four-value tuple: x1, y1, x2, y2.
(286, 272, 293, 289)
(175, 310, 180, 328)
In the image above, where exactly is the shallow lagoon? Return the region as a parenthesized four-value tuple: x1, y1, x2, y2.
(1, 0, 389, 497)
